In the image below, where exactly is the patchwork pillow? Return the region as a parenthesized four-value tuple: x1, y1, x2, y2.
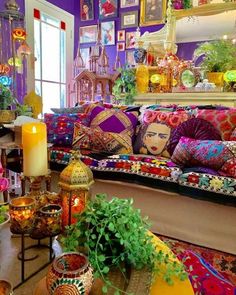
(134, 110, 191, 157)
(72, 122, 133, 155)
(167, 118, 221, 155)
(88, 105, 138, 138)
(171, 137, 236, 178)
(196, 109, 236, 140)
(44, 113, 80, 146)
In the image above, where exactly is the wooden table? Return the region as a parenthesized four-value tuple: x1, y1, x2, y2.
(34, 234, 194, 295)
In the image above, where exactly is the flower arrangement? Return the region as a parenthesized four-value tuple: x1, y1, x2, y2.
(62, 194, 187, 294)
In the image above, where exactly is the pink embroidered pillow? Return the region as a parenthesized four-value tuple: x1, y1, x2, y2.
(171, 137, 236, 178)
(88, 105, 138, 138)
(72, 122, 133, 155)
(196, 109, 236, 140)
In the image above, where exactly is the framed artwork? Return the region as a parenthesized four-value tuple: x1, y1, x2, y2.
(126, 50, 136, 67)
(140, 0, 167, 26)
(126, 31, 136, 49)
(117, 43, 125, 51)
(80, 47, 90, 69)
(99, 0, 118, 19)
(117, 30, 125, 42)
(120, 0, 139, 8)
(80, 0, 94, 21)
(101, 21, 115, 45)
(121, 11, 139, 29)
(80, 25, 98, 43)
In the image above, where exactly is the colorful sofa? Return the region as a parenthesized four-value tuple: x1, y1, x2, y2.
(45, 102, 236, 255)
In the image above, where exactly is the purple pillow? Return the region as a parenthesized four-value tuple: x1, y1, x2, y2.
(167, 118, 221, 156)
(44, 113, 80, 146)
(88, 105, 138, 138)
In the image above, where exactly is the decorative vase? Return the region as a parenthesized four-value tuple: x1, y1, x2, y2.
(46, 252, 93, 295)
(0, 279, 13, 295)
(134, 41, 147, 64)
(136, 64, 149, 93)
(207, 72, 224, 87)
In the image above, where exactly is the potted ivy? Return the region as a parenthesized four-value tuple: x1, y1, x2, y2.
(193, 39, 236, 86)
(61, 194, 187, 294)
(112, 66, 137, 105)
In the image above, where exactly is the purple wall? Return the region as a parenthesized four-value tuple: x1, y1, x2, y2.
(177, 41, 199, 61)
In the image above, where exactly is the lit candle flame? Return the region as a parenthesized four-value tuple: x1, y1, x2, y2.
(32, 126, 37, 133)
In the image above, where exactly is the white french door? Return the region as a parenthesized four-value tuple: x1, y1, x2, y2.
(25, 0, 74, 113)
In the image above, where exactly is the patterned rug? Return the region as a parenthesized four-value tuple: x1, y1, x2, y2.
(159, 235, 236, 286)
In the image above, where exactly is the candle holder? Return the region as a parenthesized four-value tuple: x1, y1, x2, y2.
(9, 196, 36, 234)
(30, 204, 62, 239)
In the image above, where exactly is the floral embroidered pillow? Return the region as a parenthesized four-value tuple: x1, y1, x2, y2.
(196, 109, 236, 140)
(171, 137, 236, 178)
(72, 122, 133, 155)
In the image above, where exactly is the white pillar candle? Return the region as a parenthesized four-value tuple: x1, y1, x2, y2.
(22, 122, 48, 177)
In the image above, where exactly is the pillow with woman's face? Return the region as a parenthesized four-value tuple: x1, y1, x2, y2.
(134, 122, 171, 157)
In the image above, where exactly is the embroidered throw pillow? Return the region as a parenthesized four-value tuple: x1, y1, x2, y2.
(44, 113, 80, 146)
(171, 137, 236, 178)
(72, 122, 133, 155)
(167, 118, 221, 156)
(196, 109, 236, 140)
(134, 110, 191, 158)
(88, 105, 138, 138)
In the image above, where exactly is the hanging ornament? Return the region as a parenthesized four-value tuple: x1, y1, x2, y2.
(0, 75, 12, 86)
(0, 63, 10, 75)
(8, 56, 22, 67)
(12, 27, 26, 42)
(17, 40, 31, 58)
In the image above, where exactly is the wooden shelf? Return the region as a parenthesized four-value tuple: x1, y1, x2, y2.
(173, 2, 236, 19)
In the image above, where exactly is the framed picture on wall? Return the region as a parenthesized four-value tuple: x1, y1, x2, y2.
(126, 31, 136, 49)
(117, 30, 125, 42)
(80, 0, 94, 21)
(140, 0, 167, 26)
(117, 43, 125, 51)
(101, 21, 115, 45)
(120, 0, 139, 8)
(80, 25, 98, 43)
(126, 50, 136, 67)
(121, 11, 139, 29)
(99, 0, 118, 19)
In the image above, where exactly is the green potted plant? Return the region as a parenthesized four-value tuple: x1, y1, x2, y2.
(61, 194, 187, 294)
(0, 205, 9, 229)
(193, 39, 236, 86)
(112, 66, 137, 105)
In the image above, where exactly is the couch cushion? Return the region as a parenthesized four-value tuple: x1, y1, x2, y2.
(134, 110, 192, 158)
(88, 105, 138, 138)
(72, 123, 133, 155)
(179, 172, 236, 197)
(167, 118, 221, 156)
(196, 108, 236, 140)
(44, 113, 81, 146)
(172, 137, 236, 178)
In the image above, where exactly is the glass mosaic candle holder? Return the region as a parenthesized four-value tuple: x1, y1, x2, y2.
(39, 204, 62, 237)
(46, 252, 93, 295)
(9, 196, 36, 234)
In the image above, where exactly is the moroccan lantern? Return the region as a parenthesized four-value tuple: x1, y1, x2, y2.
(58, 152, 94, 227)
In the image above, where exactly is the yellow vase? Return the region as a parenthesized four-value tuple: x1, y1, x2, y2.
(136, 64, 149, 93)
(207, 72, 224, 87)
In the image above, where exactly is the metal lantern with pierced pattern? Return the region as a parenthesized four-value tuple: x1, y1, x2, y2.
(58, 152, 94, 227)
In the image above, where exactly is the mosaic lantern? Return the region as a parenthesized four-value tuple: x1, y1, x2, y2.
(58, 152, 94, 227)
(9, 196, 36, 234)
(46, 252, 93, 295)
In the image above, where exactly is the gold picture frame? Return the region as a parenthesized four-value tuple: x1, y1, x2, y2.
(140, 0, 167, 26)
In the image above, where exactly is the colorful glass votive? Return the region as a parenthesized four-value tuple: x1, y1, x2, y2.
(39, 204, 62, 237)
(9, 196, 36, 234)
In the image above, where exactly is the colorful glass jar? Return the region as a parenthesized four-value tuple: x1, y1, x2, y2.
(136, 64, 149, 93)
(46, 252, 93, 295)
(134, 41, 146, 64)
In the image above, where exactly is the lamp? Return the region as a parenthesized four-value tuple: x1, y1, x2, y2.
(58, 151, 94, 227)
(9, 196, 36, 234)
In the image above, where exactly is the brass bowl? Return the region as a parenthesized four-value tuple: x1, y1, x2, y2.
(0, 110, 16, 123)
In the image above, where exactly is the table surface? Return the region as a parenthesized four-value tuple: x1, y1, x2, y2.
(34, 234, 194, 295)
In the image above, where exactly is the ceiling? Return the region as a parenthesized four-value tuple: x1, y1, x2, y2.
(176, 10, 236, 43)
